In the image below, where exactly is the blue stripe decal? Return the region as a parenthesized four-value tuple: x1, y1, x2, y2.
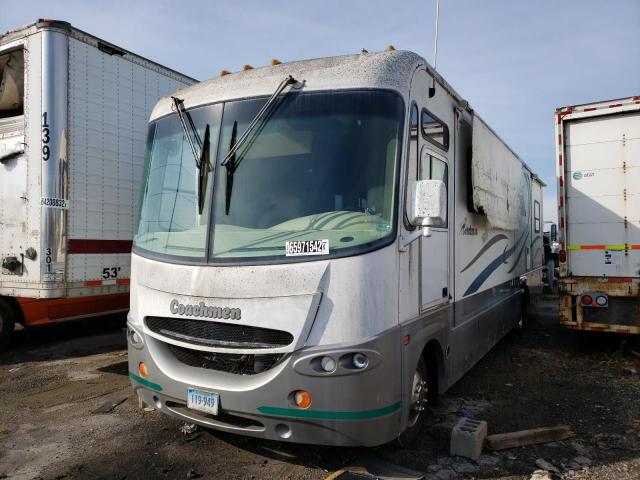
(463, 226, 529, 297)
(460, 234, 508, 273)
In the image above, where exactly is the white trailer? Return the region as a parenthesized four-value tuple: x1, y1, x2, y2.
(556, 96, 640, 334)
(0, 20, 195, 344)
(127, 50, 544, 446)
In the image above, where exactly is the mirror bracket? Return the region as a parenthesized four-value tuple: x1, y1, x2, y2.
(399, 226, 431, 251)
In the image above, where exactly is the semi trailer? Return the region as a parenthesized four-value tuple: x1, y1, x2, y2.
(0, 20, 195, 345)
(556, 96, 640, 334)
(127, 49, 544, 446)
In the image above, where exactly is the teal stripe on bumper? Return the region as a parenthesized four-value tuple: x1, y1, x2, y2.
(129, 372, 163, 392)
(257, 401, 400, 420)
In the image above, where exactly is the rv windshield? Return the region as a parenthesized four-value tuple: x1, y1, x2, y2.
(134, 90, 404, 263)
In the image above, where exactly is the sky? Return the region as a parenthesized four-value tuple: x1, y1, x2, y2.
(2, 0, 639, 223)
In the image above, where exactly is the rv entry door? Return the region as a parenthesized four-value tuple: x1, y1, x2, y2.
(419, 145, 449, 310)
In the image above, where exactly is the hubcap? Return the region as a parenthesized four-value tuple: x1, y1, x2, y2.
(407, 369, 428, 427)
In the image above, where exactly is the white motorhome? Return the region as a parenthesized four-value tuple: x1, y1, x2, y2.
(0, 20, 195, 345)
(127, 50, 544, 446)
(556, 96, 640, 334)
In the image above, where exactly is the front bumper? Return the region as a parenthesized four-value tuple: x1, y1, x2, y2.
(127, 321, 402, 446)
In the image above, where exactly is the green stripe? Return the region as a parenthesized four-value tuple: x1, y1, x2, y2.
(257, 401, 401, 420)
(129, 372, 163, 392)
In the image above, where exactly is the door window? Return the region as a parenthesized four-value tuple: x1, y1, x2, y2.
(419, 148, 448, 227)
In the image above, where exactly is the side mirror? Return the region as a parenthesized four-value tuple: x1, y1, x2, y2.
(550, 223, 557, 241)
(409, 179, 447, 228)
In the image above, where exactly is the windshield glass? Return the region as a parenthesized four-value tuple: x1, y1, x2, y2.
(134, 90, 404, 263)
(134, 105, 222, 260)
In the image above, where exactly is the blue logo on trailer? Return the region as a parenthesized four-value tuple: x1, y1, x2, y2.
(572, 171, 583, 180)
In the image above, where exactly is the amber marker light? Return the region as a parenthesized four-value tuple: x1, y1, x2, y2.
(138, 362, 149, 379)
(293, 390, 312, 409)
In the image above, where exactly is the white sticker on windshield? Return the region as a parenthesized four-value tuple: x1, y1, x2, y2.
(285, 239, 329, 257)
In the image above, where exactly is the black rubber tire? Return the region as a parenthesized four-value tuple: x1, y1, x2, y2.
(0, 298, 16, 349)
(397, 357, 429, 447)
(517, 286, 529, 329)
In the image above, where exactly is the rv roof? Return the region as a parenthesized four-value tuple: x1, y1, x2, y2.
(151, 49, 541, 180)
(151, 50, 461, 119)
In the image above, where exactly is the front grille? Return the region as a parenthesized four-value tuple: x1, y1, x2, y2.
(145, 316, 293, 349)
(167, 343, 286, 375)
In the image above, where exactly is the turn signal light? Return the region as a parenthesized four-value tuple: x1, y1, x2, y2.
(581, 295, 593, 306)
(559, 249, 567, 263)
(293, 390, 312, 409)
(138, 362, 149, 379)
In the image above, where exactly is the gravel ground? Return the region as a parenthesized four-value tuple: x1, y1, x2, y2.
(0, 296, 639, 480)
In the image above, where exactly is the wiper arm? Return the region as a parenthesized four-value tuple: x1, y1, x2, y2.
(172, 96, 204, 169)
(171, 96, 211, 215)
(221, 75, 298, 215)
(221, 75, 297, 167)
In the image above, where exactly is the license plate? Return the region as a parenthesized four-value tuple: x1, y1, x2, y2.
(285, 239, 329, 256)
(187, 388, 219, 415)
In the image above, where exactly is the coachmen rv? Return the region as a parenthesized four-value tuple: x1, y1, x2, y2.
(556, 96, 640, 334)
(0, 20, 195, 346)
(127, 50, 544, 446)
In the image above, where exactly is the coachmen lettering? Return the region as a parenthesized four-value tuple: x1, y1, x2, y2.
(170, 299, 241, 320)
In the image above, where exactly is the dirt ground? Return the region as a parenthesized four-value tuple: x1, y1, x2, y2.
(1, 296, 639, 480)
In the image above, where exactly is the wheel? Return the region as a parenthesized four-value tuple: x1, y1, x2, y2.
(0, 298, 17, 349)
(397, 357, 429, 446)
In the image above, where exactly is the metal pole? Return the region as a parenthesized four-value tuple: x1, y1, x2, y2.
(433, 0, 440, 70)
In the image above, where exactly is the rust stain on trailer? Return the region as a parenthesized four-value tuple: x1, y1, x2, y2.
(559, 277, 640, 335)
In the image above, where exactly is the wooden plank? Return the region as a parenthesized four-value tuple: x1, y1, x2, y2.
(485, 426, 574, 451)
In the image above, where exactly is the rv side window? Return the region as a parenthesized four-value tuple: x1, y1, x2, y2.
(534, 200, 541, 233)
(0, 48, 24, 119)
(421, 108, 449, 151)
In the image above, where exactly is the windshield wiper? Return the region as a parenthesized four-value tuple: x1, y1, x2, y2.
(198, 125, 211, 214)
(221, 75, 297, 215)
(171, 96, 210, 214)
(225, 120, 238, 215)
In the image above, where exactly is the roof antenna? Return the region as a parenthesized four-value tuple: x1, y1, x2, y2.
(429, 0, 440, 98)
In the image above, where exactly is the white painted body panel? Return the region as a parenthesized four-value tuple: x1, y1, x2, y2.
(562, 106, 640, 277)
(0, 22, 194, 299)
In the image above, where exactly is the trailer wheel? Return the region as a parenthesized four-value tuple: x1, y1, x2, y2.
(0, 298, 16, 348)
(397, 357, 429, 446)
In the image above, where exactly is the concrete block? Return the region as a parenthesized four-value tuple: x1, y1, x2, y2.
(450, 418, 487, 461)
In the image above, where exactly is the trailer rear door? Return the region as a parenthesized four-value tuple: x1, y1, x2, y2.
(565, 111, 640, 277)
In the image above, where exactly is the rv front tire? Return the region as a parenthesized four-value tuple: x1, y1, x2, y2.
(397, 357, 428, 446)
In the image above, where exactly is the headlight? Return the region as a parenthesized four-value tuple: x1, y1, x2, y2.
(320, 356, 336, 372)
(128, 326, 144, 349)
(352, 353, 369, 369)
